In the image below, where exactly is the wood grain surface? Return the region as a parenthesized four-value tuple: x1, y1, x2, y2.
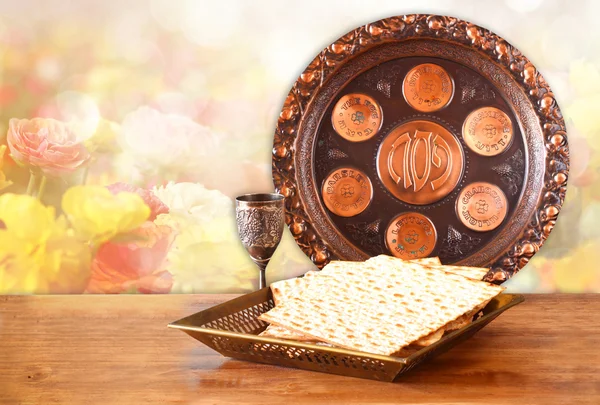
(0, 294, 599, 405)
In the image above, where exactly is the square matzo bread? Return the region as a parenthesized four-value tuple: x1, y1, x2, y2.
(264, 258, 491, 344)
(409, 256, 442, 266)
(259, 260, 503, 355)
(260, 324, 318, 341)
(270, 257, 443, 306)
(366, 255, 489, 280)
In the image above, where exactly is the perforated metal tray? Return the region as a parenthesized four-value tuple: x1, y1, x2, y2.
(169, 289, 523, 382)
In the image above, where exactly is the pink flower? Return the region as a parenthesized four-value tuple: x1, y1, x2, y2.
(106, 182, 169, 221)
(86, 222, 175, 294)
(7, 117, 90, 176)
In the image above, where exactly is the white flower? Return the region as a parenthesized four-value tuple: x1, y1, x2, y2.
(152, 182, 256, 292)
(153, 182, 237, 245)
(152, 181, 231, 223)
(120, 106, 217, 177)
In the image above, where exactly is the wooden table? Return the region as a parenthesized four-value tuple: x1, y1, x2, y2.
(0, 295, 599, 405)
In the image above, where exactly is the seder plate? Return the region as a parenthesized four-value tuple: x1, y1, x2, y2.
(272, 14, 569, 284)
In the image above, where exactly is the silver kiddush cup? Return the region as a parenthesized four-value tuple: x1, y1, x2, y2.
(235, 193, 285, 290)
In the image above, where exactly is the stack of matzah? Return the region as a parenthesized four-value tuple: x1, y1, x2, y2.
(258, 255, 503, 356)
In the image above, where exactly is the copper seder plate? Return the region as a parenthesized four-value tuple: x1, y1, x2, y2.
(272, 14, 569, 284)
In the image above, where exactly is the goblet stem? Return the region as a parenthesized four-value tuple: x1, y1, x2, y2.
(255, 260, 268, 290)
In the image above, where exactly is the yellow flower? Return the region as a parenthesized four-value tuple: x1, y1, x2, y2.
(565, 97, 600, 141)
(168, 241, 256, 293)
(84, 119, 121, 154)
(0, 232, 40, 293)
(0, 145, 12, 191)
(0, 193, 56, 247)
(62, 185, 150, 244)
(570, 60, 600, 97)
(0, 194, 91, 294)
(43, 218, 92, 293)
(552, 241, 600, 292)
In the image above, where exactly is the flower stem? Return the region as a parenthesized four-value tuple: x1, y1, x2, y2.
(81, 166, 89, 185)
(26, 171, 38, 196)
(37, 175, 48, 201)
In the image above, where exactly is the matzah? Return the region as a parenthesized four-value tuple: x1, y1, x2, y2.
(259, 260, 503, 355)
(263, 256, 493, 345)
(410, 301, 489, 347)
(270, 257, 443, 306)
(410, 257, 442, 266)
(260, 324, 318, 341)
(270, 271, 319, 307)
(260, 308, 459, 347)
(411, 329, 444, 347)
(367, 255, 489, 280)
(320, 259, 494, 345)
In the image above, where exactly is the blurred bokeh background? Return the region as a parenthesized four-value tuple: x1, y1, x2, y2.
(0, 0, 596, 293)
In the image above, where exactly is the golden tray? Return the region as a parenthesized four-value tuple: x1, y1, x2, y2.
(169, 289, 524, 382)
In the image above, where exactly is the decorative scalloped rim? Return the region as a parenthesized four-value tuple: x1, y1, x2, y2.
(272, 14, 569, 284)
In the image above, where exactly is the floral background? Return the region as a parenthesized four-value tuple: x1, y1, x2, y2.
(0, 0, 596, 294)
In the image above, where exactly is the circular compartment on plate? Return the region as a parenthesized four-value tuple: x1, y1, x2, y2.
(463, 107, 514, 156)
(385, 212, 437, 259)
(402, 63, 454, 112)
(377, 120, 464, 205)
(456, 182, 508, 232)
(331, 93, 383, 142)
(322, 167, 373, 217)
